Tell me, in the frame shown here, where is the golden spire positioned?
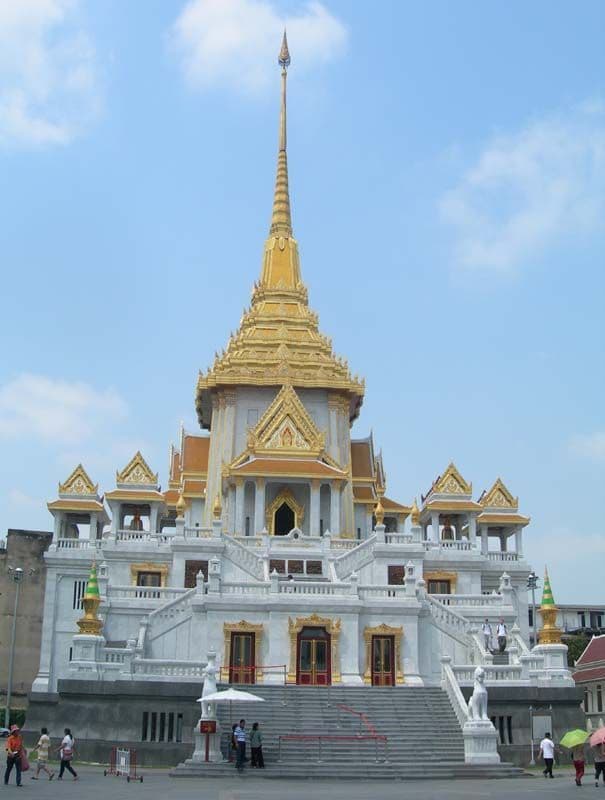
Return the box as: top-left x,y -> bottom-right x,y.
538,566 -> 562,644
176,491 -> 186,518
411,498 -> 420,525
270,30 -> 292,237
77,562 -> 103,636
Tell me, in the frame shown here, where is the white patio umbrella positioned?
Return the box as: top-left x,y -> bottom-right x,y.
197,687 -> 265,726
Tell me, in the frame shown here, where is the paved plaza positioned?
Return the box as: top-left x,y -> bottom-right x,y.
1,766 -> 599,800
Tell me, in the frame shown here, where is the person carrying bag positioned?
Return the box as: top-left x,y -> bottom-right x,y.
57,728 -> 78,781
4,725 -> 24,787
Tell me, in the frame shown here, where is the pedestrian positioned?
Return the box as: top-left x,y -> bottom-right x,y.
31,727 -> 54,781
571,742 -> 585,786
482,618 -> 492,652
234,719 -> 246,772
250,722 -> 264,769
4,724 -> 23,787
229,723 -> 237,762
57,728 -> 78,781
496,618 -> 508,653
593,741 -> 605,787
540,732 -> 556,778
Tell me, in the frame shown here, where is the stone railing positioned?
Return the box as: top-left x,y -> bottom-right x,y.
452,664 -> 523,684
333,534 -> 376,580
485,552 -> 519,562
146,588 -> 196,643
441,656 -> 469,728
424,540 -> 473,551
384,533 -> 413,545
329,539 -> 359,551
131,659 -> 206,679
108,586 -> 189,602
55,538 -> 102,550
222,533 -> 266,581
102,648 -> 131,664
183,527 -> 213,540
424,594 -> 470,646
220,581 -> 270,596
278,581 -> 351,596
358,585 -> 408,599
431,593 -> 503,608
232,535 -> 264,548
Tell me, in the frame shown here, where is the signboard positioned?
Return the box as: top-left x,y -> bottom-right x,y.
532,715 -> 552,741
200,720 -> 217,734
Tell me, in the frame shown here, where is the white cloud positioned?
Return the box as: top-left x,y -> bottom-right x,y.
7,488 -> 39,508
0,0 -> 99,147
0,373 -> 127,445
171,0 -> 347,93
440,101 -> 605,272
569,431 -> 605,461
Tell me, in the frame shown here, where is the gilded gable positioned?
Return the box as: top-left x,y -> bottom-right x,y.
480,478 -> 518,510
59,464 -> 98,497
247,385 -> 325,457
116,451 -> 158,486
435,462 -> 472,495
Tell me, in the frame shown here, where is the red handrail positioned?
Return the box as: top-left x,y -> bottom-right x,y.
336,703 -> 377,734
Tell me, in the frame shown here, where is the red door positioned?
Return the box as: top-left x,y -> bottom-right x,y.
229,633 -> 255,684
297,627 -> 331,685
371,636 -> 395,686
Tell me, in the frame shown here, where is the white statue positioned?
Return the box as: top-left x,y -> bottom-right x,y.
201,651 -> 218,720
467,666 -> 489,721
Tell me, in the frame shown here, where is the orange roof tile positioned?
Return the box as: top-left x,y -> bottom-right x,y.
164,489 -> 180,507
476,512 -> 530,526
573,667 -> 605,684
353,486 -> 376,502
105,489 -> 166,503
183,479 -> 206,496
47,499 -> 105,512
182,435 -> 210,473
382,496 -> 411,514
351,441 -> 373,478
423,500 -> 483,512
232,458 -> 347,479
576,634 -> 605,666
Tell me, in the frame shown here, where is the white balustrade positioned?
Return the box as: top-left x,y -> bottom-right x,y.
384,533 -> 413,545
452,664 -> 523,684
278,581 -> 351,596
431,593 -> 503,608
358,585 -> 408,599
183,527 -> 213,540
146,588 -> 196,642
108,586 -> 189,602
486,552 -> 519,562
441,657 -> 470,728
333,534 -> 376,580
329,539 -> 359,551
424,540 -> 473,551
102,649 -> 130,663
232,536 -> 264,548
55,538 -> 101,550
131,659 -> 206,678
220,582 -> 270,595
222,533 -> 266,581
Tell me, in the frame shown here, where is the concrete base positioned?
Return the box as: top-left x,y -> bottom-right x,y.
191,723 -> 224,763
463,720 -> 500,764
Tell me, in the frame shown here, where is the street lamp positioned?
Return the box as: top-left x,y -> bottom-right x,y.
4,566 -> 35,729
527,571 -> 540,648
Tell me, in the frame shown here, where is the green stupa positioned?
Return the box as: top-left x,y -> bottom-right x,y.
541,568 -> 555,607
83,562 -> 100,600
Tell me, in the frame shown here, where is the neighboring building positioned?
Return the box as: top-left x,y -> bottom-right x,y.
25,40 -> 582,767
0,529 -> 52,707
573,635 -> 605,729
528,603 -> 605,647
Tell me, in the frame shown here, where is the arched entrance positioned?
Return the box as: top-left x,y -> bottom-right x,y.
275,502 -> 295,535
296,626 -> 331,685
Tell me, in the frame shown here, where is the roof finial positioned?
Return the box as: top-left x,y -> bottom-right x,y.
270,30 -> 292,236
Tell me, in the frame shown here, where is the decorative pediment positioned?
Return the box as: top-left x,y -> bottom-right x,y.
480,478 -> 518,510
247,385 -> 325,457
59,464 -> 98,497
435,462 -> 472,496
116,451 -> 158,486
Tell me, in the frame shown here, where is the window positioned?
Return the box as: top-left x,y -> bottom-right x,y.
591,612 -> 603,629
141,711 -> 183,743
306,561 -> 322,576
69,647 -> 73,662
320,519 -> 324,535
388,566 -> 405,585
357,527 -> 361,539
490,716 -> 513,745
528,608 -> 534,626
598,685 -> 603,713
584,690 -> 590,713
137,572 -> 162,588
245,516 -> 250,536
428,579 -> 451,594
269,559 -> 286,575
578,612 -> 587,628
72,579 -> 86,610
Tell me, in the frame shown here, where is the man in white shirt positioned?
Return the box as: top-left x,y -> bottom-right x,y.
496,619 -> 508,653
539,732 -> 556,778
234,719 -> 246,771
482,619 -> 493,652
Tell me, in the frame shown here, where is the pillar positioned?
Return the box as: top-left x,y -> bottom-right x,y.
431,512 -> 440,543
514,526 -> 523,557
234,479 -> 245,536
254,479 -> 266,534
330,483 -> 341,536
149,505 -> 159,534
310,480 -> 321,536
468,514 -> 477,548
480,524 -> 488,555
500,533 -> 507,552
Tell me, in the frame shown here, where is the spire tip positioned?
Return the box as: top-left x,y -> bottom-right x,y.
279,29 -> 291,68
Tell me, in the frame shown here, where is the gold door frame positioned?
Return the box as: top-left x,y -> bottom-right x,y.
223,620 -> 264,681
363,623 -> 404,685
130,562 -> 169,587
424,570 -> 457,593
266,488 -> 305,535
288,613 -> 341,684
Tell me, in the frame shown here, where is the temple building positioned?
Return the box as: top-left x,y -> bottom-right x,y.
27,36 -> 581,768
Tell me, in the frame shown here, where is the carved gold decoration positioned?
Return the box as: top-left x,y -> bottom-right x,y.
213,493 -> 222,519
480,478 -> 518,510
222,620 -> 264,681
424,570 -> 457,592
176,492 -> 186,517
266,487 -> 304,534
374,497 -> 385,526
59,464 -> 98,496
410,498 -> 420,526
117,451 -> 158,486
363,624 -> 404,685
130,563 -> 168,587
287,613 -> 341,684
434,463 -> 472,496
245,385 -> 325,457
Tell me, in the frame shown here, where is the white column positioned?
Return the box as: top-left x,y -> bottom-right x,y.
234,479 -> 245,536
515,526 -> 523,556
396,515 -> 405,533
330,483 -> 341,535
149,505 -> 159,534
52,513 -> 63,542
431,512 -> 440,543
500,533 -> 507,552
480,524 -> 488,555
310,481 -> 321,536
254,479 -> 266,534
88,512 -> 97,541
468,514 -> 477,548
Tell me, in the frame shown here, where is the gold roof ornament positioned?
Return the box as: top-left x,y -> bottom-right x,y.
432,462 -> 472,497
196,35 -> 364,429
116,451 -> 159,487
538,567 -> 562,645
411,498 -> 420,525
374,497 -> 385,526
479,478 -> 518,510
58,464 -> 98,496
77,562 -> 103,636
213,493 -> 222,519
176,492 -> 187,518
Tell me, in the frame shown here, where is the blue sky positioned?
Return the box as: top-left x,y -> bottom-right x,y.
0,0 -> 603,603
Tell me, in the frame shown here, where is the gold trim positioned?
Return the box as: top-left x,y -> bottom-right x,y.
59,464 -> 98,496
247,384 -> 325,457
480,478 -> 518,510
130,563 -> 169,587
287,613 -> 341,684
116,451 -> 158,486
363,624 -> 404,685
266,487 -> 305,534
222,620 -> 264,681
433,462 -> 472,496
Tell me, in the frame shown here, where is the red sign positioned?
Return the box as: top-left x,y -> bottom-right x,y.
200,720 -> 216,734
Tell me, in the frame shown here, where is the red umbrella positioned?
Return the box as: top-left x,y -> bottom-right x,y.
590,727 -> 605,747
